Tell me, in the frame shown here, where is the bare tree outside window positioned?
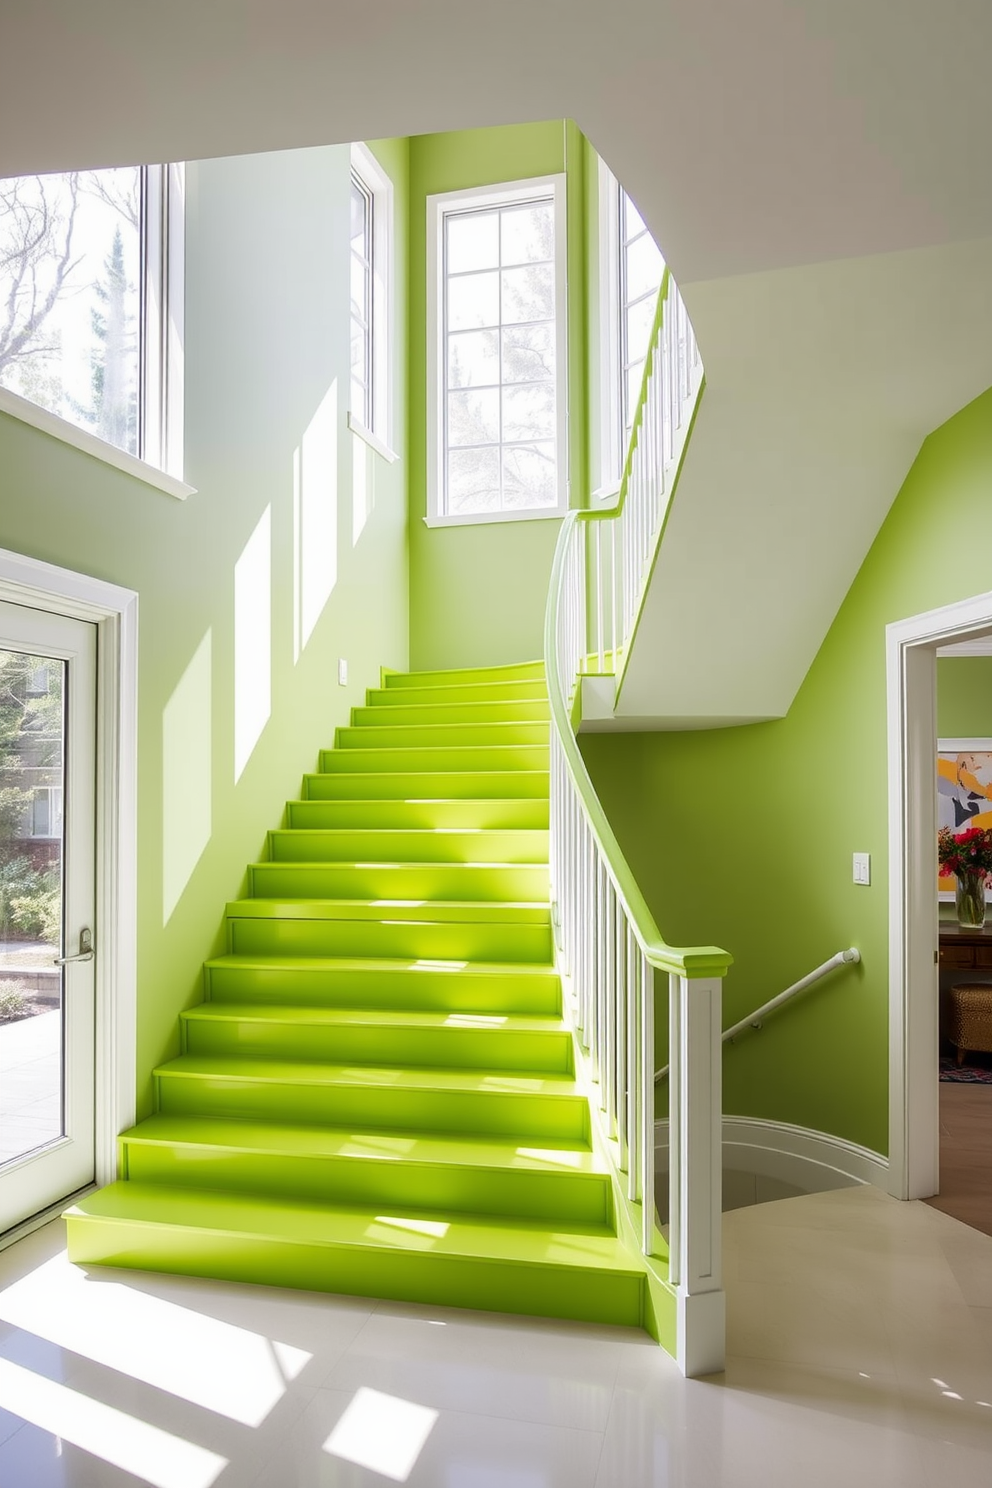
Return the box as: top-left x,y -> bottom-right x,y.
0,168 -> 141,457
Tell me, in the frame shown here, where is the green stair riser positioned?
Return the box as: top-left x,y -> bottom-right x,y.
384,661 -> 545,689
121,1139 -> 609,1223
302,770 -> 549,801
366,680 -> 548,707
353,701 -> 551,727
155,1069 -> 590,1139
65,1218 -> 642,1328
181,1013 -> 573,1073
205,961 -> 562,1014
266,828 -> 549,865
335,723 -> 549,751
286,799 -> 549,831
247,862 -> 550,902
228,918 -> 554,964
316,746 -> 549,774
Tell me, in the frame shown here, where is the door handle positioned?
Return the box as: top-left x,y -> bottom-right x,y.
55,927 -> 94,965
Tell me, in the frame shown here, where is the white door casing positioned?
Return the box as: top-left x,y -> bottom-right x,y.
0,548 -> 137,1241
887,589 -> 992,1200
0,602 -> 96,1230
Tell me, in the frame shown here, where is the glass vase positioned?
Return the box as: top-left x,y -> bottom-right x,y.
956,869 -> 987,929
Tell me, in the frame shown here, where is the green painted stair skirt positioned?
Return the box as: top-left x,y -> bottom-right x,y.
67,662 -> 649,1331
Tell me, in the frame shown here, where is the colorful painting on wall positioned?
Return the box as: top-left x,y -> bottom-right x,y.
938,738 -> 992,900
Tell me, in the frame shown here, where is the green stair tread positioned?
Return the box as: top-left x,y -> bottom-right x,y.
248,857 -> 547,868
157,1055 -> 582,1095
301,771 -> 550,801
183,1004 -> 567,1034
70,1182 -> 632,1272
69,1184 -> 634,1274
353,701 -> 551,725
366,682 -> 548,708
206,953 -> 560,977
318,745 -> 549,771
267,827 -> 550,858
384,661 -> 544,689
285,799 -> 550,830
226,898 -> 552,923
121,1115 -> 607,1176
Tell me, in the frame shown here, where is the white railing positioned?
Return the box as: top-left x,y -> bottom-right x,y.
545,271 -> 730,1377
585,270 -> 702,681
654,948 -> 861,1085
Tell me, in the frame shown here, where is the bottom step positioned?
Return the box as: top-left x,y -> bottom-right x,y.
66,1182 -> 644,1328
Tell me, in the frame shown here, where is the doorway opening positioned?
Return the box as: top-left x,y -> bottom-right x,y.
888,589 -> 992,1224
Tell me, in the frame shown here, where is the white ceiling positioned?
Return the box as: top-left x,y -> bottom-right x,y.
4,1 -> 992,287
5,1 -> 992,725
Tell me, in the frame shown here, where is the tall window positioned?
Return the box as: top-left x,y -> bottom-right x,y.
349,144 -> 392,448
597,164 -> 664,493
350,172 -> 374,431
427,176 -> 567,526
0,164 -> 184,478
618,189 -> 664,447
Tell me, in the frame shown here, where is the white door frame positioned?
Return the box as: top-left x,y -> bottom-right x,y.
0,546 -> 137,1200
887,588 -> 992,1199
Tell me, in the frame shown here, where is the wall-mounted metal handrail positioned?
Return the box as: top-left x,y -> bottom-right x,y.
654,948 -> 861,1084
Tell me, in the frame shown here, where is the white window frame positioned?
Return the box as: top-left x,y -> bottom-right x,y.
426,174 -> 568,528
0,163 -> 190,500
348,143 -> 395,459
596,163 -> 664,501
596,159 -> 623,499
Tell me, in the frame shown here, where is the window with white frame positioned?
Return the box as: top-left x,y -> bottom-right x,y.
349,143 -> 393,449
598,165 -> 664,492
427,175 -> 568,525
0,163 -> 185,479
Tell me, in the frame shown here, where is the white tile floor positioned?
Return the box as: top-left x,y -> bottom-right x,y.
0,1184 -> 989,1486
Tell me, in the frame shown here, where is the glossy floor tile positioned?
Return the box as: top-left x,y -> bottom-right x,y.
0,1185 -> 991,1486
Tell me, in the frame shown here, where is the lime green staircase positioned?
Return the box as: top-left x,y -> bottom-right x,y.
66,662 -> 647,1329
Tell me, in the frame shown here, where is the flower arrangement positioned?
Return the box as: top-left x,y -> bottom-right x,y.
938,825 -> 992,881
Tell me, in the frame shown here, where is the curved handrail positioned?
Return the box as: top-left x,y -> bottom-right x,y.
544,517 -> 731,980
544,266 -> 732,981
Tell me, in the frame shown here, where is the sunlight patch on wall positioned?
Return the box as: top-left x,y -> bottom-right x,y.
352,430 -> 372,545
234,506 -> 272,781
294,381 -> 338,661
162,630 -> 212,923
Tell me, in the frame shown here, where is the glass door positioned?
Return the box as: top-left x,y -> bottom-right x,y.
0,601 -> 96,1236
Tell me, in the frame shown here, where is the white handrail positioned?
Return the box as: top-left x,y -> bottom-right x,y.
654,948 -> 861,1084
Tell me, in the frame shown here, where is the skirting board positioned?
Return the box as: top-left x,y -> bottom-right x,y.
655,1116 -> 888,1193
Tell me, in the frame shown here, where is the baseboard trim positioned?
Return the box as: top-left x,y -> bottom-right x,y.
656,1116 -> 888,1193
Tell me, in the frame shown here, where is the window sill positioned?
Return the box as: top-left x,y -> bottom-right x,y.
591,484 -> 621,506
423,506 -> 567,530
347,413 -> 399,464
0,386 -> 195,502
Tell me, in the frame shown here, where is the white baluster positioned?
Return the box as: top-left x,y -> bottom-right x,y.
626,921 -> 638,1203
640,952 -> 655,1256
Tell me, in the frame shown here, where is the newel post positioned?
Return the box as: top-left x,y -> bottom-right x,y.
668,973 -> 724,1376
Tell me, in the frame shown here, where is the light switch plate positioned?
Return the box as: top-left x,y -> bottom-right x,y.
853,852 -> 870,885
337,659 -> 348,686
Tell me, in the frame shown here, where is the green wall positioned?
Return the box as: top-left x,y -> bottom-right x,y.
408,121 -> 588,671
0,139 -> 410,1118
937,657 -> 992,737
582,385 -> 992,1157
